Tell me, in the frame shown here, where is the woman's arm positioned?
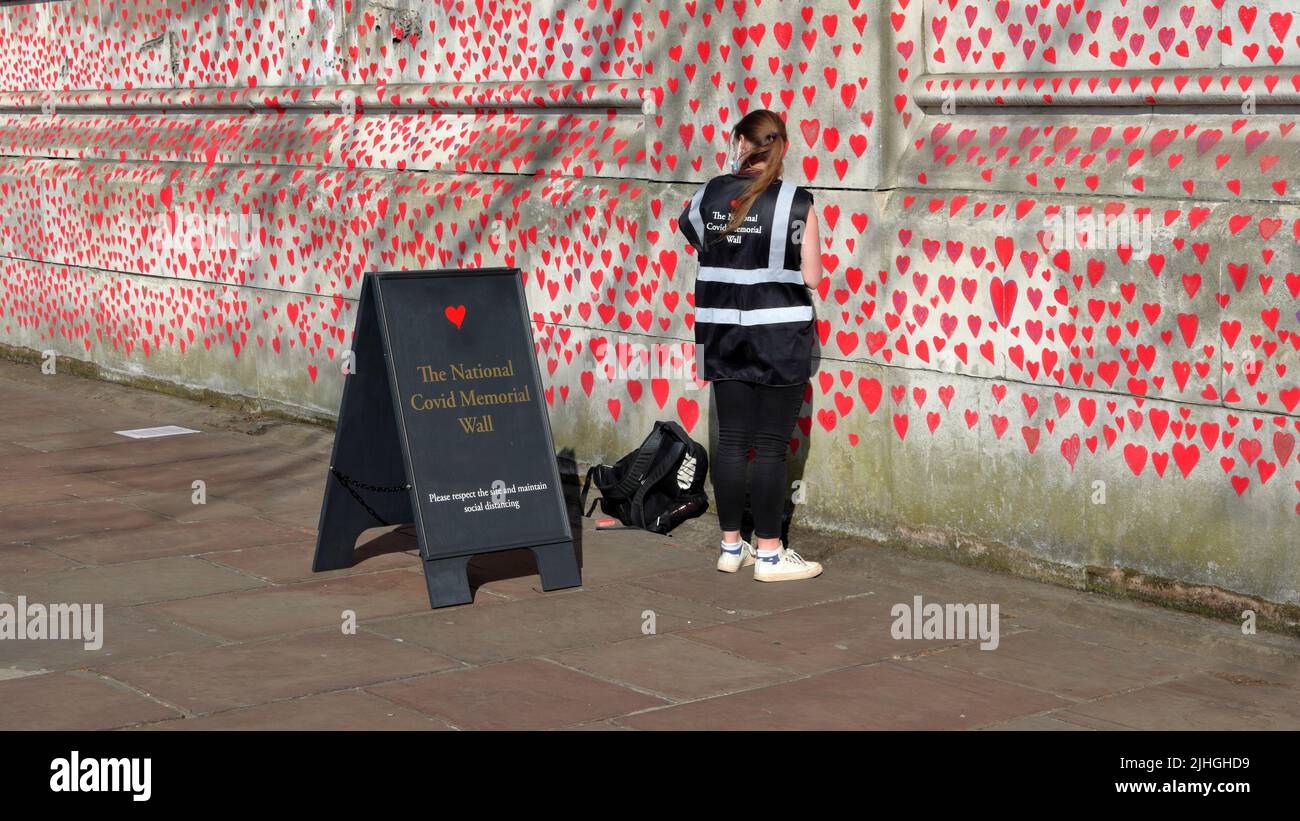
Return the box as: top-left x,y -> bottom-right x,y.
678,199 -> 701,252
801,207 -> 823,289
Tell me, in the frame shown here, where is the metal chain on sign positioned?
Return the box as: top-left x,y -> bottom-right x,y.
329,467 -> 410,527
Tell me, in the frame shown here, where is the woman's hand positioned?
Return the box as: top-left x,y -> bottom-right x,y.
801,207 -> 824,290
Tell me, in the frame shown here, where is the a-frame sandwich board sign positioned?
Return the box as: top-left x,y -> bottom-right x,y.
312,268 -> 581,608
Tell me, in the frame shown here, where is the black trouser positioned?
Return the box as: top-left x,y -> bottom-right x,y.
710,379 -> 806,540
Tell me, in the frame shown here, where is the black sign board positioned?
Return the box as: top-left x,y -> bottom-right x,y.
312,269 -> 580,608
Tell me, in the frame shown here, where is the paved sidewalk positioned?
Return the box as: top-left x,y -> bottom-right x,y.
1,358 -> 1298,730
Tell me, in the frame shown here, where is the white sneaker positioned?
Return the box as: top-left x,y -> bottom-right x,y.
716,539 -> 757,572
753,543 -> 823,582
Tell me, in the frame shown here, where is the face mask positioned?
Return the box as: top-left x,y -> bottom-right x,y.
729,141 -> 742,174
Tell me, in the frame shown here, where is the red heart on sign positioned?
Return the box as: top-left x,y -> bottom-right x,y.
445,305 -> 466,328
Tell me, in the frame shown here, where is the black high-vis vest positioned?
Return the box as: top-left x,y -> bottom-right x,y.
678,173 -> 816,386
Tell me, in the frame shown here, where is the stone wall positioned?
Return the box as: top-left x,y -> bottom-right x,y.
1,1 -> 1296,605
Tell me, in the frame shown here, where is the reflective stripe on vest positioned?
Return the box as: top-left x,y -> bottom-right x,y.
696,265 -> 804,285
767,180 -> 796,270
687,183 -> 708,251
694,305 -> 813,326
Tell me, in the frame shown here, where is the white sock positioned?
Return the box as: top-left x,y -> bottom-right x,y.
756,547 -> 781,560
720,538 -> 743,552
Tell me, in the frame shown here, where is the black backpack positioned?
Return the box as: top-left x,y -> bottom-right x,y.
581,420 -> 710,534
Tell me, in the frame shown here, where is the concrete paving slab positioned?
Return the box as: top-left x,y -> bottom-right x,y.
141,569 -> 436,641
0,603 -> 219,675
0,475 -> 139,510
0,499 -> 170,544
620,660 -> 1071,730
139,690 -> 454,730
0,544 -> 82,581
1063,670 -> 1300,730
0,671 -> 180,730
3,556 -> 266,607
116,490 -> 266,523
580,581 -> 745,627
367,658 -> 666,730
677,592 -> 964,675
625,565 -> 869,618
94,630 -> 459,715
32,517 -> 314,564
906,627 -> 1213,702
203,539 -> 417,584
549,634 -> 797,701
366,588 -> 713,665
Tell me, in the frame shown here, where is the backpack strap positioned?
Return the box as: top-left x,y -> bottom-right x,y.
657,420 -> 693,445
636,440 -> 686,501
628,440 -> 686,528
604,424 -> 669,502
580,465 -> 600,517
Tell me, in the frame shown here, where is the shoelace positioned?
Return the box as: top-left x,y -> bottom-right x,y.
780,549 -> 810,566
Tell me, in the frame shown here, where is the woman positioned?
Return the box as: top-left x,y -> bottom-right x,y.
676,109 -> 824,582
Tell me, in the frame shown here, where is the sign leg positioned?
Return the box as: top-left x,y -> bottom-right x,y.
530,540 -> 582,592
312,478 -> 376,572
313,274 -> 413,574
423,556 -> 473,608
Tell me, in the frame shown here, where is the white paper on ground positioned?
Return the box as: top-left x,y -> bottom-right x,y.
113,425 -> 202,439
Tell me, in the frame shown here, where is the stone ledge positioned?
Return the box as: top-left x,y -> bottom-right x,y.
915,68 -> 1300,107
0,81 -> 647,113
